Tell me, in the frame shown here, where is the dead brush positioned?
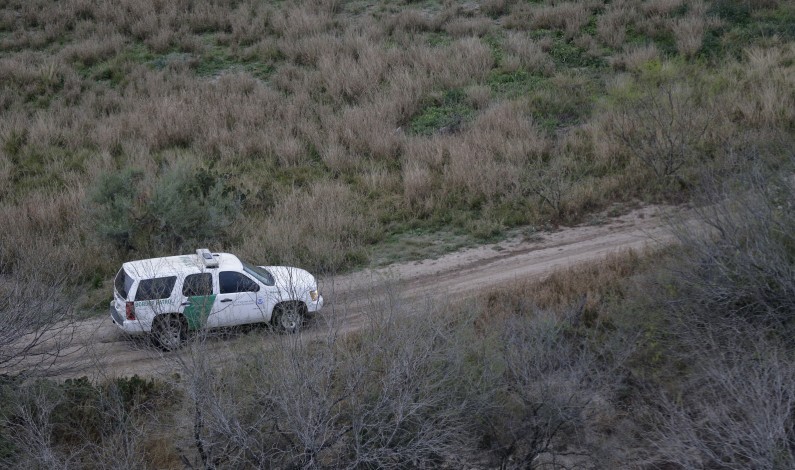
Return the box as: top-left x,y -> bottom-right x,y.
472,250 -> 645,333
318,39 -> 386,104
671,14 -> 707,57
531,1 -> 594,38
726,45 -> 795,129
597,2 -> 636,49
402,161 -> 435,209
240,181 -> 378,272
607,43 -> 660,70
443,16 -> 494,38
504,32 -> 555,75
641,0 -> 684,16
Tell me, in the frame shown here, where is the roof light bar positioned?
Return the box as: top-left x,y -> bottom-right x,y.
197,248 -> 219,268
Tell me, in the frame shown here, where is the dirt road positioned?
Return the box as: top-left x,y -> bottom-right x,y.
21,205 -> 680,381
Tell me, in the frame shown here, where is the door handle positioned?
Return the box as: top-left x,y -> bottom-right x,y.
181,302 -> 191,307
220,299 -> 233,303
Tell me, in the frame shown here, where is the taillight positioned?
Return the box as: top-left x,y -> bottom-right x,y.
125,301 -> 136,321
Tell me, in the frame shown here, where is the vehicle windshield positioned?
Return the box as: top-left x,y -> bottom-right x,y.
114,268 -> 135,299
242,261 -> 275,287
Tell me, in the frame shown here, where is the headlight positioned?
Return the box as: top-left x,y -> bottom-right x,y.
310,289 -> 319,301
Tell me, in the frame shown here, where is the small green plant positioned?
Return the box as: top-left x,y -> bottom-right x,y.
2,129 -> 27,158
409,89 -> 474,135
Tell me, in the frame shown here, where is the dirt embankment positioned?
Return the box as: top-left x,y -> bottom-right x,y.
16,205 -> 680,380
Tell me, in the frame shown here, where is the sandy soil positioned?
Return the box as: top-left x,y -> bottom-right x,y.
12,204 -> 683,381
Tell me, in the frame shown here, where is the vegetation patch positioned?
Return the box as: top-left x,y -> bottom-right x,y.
487,69 -> 547,96
409,88 -> 474,135
0,0 -> 792,288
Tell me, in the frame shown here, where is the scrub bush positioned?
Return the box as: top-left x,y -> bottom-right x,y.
91,159 -> 240,254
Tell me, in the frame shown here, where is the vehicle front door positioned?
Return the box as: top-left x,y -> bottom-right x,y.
211,271 -> 269,327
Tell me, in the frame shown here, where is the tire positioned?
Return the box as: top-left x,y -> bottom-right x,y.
273,303 -> 305,334
153,314 -> 187,351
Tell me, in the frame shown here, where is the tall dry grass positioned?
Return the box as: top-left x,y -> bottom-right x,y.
0,0 -> 792,279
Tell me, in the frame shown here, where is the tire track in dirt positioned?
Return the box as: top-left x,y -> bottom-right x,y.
18,205 -> 680,380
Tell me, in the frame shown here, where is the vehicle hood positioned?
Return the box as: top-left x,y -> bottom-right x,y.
260,266 -> 317,295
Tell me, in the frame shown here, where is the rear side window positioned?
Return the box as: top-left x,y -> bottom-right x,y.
183,273 -> 213,297
219,271 -> 259,294
114,268 -> 135,299
135,276 -> 177,301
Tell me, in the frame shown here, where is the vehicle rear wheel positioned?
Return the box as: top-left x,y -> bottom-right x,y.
153,314 -> 186,351
273,303 -> 304,334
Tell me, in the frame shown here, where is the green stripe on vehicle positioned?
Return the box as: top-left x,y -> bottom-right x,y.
183,295 -> 216,330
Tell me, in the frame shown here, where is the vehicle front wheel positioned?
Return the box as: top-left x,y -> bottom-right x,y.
273,303 -> 304,334
153,314 -> 187,351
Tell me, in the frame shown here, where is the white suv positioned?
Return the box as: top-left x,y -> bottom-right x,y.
109,249 -> 323,350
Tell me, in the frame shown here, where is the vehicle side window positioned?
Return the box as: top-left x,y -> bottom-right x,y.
242,261 -> 276,287
219,271 -> 259,294
183,273 -> 213,297
135,276 -> 177,301
114,268 -> 134,299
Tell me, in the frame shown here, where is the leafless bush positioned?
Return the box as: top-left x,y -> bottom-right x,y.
58,34 -> 125,67
651,338 -> 795,470
1,382 -> 68,469
172,283 -> 480,469
332,101 -> 403,161
271,5 -> 332,40
638,156 -> 795,461
384,9 -> 434,35
476,307 -> 624,468
0,376 -> 174,469
437,103 -> 549,204
0,257 -> 76,373
526,156 -> 581,222
317,36 -> 386,104
666,164 -> 795,336
609,80 -> 712,179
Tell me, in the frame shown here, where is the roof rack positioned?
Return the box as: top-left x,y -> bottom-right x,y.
196,248 -> 219,268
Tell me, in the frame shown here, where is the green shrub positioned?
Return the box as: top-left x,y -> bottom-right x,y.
91,158 -> 240,254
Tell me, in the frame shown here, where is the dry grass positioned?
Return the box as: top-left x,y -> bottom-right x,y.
531,1 -> 594,38
474,249 -> 646,329
672,14 -> 707,57
597,2 -> 636,48
504,32 -> 555,75
444,16 -> 494,38
0,0 -> 792,279
236,181 -> 378,272
608,43 -> 660,71
641,0 -> 685,16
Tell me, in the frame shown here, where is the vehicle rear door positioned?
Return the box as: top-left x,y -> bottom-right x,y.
180,273 -> 216,330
